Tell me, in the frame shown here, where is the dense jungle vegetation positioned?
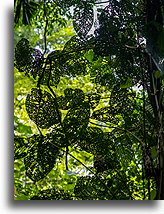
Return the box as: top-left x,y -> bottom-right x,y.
14,0 -> 163,200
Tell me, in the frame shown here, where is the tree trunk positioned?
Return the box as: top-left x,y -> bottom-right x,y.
144,0 -> 163,199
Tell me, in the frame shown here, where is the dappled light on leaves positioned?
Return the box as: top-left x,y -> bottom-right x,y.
14,0 -> 163,200
26,88 -> 61,129
73,3 -> 94,38
24,135 -> 60,182
31,189 -> 73,200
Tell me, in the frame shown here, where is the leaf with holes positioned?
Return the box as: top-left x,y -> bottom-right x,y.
64,88 -> 85,108
15,38 -> 33,72
73,3 -> 94,38
63,102 -> 90,143
74,176 -> 112,200
78,126 -> 104,154
25,88 -> 61,129
58,36 -> 88,76
91,106 -> 120,124
24,135 -> 59,182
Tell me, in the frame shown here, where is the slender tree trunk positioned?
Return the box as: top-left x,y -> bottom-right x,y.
144,0 -> 163,199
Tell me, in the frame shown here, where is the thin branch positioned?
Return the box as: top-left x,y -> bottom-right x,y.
65,146 -> 69,171
85,93 -> 143,100
152,73 -> 163,199
89,121 -> 144,146
95,1 -> 109,4
36,125 -> 43,136
125,44 -> 139,49
44,19 -> 48,55
43,0 -> 48,55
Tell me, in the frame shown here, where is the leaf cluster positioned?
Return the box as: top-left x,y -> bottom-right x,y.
14,0 -> 163,200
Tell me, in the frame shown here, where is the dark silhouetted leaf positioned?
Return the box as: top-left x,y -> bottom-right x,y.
15,38 -> 33,72
63,101 -> 90,143
64,88 -> 85,108
26,88 -> 61,129
73,3 -> 94,38
24,135 -> 59,182
78,126 -> 104,154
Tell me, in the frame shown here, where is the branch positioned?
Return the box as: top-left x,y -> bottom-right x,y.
43,0 -> 48,55
151,72 -> 163,199
44,19 -> 48,54
95,1 -> 109,4
89,121 -> 144,146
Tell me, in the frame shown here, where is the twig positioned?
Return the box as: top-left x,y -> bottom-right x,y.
89,121 -> 144,146
95,1 -> 109,4
43,0 -> 48,55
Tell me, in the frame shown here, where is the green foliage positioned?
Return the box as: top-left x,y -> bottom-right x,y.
26,88 -> 61,129
15,38 -> 34,72
14,0 -> 163,200
31,189 -> 73,200
14,137 -> 28,160
14,0 -> 38,25
14,0 -> 69,27
73,2 -> 94,38
24,135 -> 60,182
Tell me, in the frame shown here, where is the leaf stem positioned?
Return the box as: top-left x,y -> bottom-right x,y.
89,121 -> 144,146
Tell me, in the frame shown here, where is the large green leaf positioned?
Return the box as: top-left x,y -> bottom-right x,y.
78,126 -> 104,154
24,135 -> 59,182
15,38 -> 33,72
25,88 -> 61,129
63,101 -> 90,143
64,88 -> 85,107
73,3 -> 94,38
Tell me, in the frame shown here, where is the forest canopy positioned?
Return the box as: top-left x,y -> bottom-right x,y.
14,0 -> 163,200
